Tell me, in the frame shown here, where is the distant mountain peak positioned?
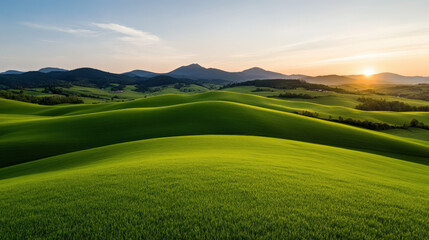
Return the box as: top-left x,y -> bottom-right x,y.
122,69 -> 158,78
0,70 -> 24,75
38,67 -> 68,73
188,63 -> 203,67
165,63 -> 294,82
183,63 -> 205,69
243,67 -> 265,72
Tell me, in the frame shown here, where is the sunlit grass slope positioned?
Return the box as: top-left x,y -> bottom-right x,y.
2,99 -> 429,167
383,128 -> 429,145
0,135 -> 428,239
224,85 -> 429,108
2,91 -> 428,126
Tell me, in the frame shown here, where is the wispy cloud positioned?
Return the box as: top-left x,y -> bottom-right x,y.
311,47 -> 429,65
229,25 -> 429,63
22,22 -> 94,34
313,52 -> 405,64
20,21 -> 193,66
93,23 -> 160,45
92,23 -> 194,61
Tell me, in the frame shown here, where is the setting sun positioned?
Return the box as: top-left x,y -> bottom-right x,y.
362,68 -> 376,76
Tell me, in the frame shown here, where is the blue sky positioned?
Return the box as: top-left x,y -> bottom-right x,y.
1,0 -> 429,75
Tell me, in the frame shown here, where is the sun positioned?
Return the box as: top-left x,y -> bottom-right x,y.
362,68 -> 376,77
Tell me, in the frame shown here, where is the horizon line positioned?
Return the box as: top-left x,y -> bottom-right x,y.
2,64 -> 428,78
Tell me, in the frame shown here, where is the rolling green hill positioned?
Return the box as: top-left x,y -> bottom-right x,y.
2,91 -> 429,125
0,135 -> 428,239
1,91 -> 428,239
1,98 -> 429,167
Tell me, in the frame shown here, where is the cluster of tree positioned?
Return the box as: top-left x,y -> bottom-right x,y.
43,87 -> 67,95
300,111 -> 319,117
221,79 -> 350,94
180,88 -> 199,92
295,110 -> 429,131
356,97 -> 429,111
135,86 -> 162,93
410,119 -> 429,129
334,116 -> 393,130
377,85 -> 429,102
43,87 -> 103,99
174,83 -> 189,89
110,84 -> 126,91
0,90 -> 83,105
274,93 -> 317,99
135,75 -> 201,92
251,88 -> 274,92
358,89 -> 385,95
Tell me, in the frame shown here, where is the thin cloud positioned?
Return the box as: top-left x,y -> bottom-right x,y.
93,23 -> 160,45
228,39 -> 326,59
229,25 -> 429,63
92,23 -> 193,61
314,52 -> 403,64
22,22 -> 94,34
313,48 -> 429,65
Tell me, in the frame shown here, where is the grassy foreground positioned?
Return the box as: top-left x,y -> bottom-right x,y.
1,135 -> 428,239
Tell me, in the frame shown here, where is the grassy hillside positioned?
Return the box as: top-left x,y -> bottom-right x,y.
2,91 -> 429,126
17,83 -> 213,104
223,85 -> 429,108
1,90 -> 428,239
1,135 -> 428,239
382,128 -> 429,144
2,97 -> 429,167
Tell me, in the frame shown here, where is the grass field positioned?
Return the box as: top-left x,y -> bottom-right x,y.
223,85 -> 429,107
1,91 -> 428,239
23,84 -> 213,103
1,135 -> 428,239
22,83 -> 429,108
2,95 -> 429,167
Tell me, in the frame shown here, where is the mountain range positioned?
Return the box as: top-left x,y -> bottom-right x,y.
2,64 -> 429,85
123,64 -> 302,82
0,68 -> 139,89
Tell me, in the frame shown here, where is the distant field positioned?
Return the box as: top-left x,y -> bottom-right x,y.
64,84 -> 210,103
3,90 -> 429,125
20,83 -> 429,109
23,88 -> 57,97
223,85 -> 429,107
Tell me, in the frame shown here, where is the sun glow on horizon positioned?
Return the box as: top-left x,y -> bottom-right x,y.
362,68 -> 376,77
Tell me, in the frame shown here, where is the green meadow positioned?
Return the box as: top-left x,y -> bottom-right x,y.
1,91 -> 428,239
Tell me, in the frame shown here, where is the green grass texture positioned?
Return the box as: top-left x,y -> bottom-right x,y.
1,91 -> 428,239
1,93 -> 429,167
1,135 -> 428,239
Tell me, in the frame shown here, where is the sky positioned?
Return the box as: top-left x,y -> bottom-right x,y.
1,0 -> 429,76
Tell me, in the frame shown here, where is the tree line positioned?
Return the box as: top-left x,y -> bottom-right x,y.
296,110 -> 429,130
356,97 -> 429,111
0,90 -> 83,105
251,88 -> 274,92
221,79 -> 351,94
43,87 -> 107,100
274,93 -> 317,99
